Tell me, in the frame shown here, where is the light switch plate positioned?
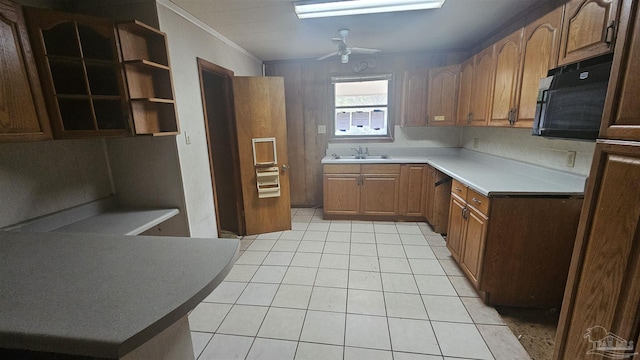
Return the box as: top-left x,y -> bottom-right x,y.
318,125 -> 326,134
185,131 -> 191,145
566,151 -> 576,167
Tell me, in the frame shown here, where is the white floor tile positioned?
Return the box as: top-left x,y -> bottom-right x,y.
280,230 -> 305,241
326,231 -> 350,242
224,264 -> 259,282
408,259 -> 446,275
291,222 -> 309,231
257,307 -> 306,341
349,270 -> 383,291
347,289 -> 386,316
251,266 -> 288,283
384,292 -> 428,320
188,302 -> 232,332
388,317 -> 441,355
203,281 -> 247,303
377,244 -> 406,258
375,233 -> 402,244
351,232 -> 376,243
438,259 -> 465,276
282,266 -> 318,286
381,273 -> 419,293
263,251 -> 295,266
422,295 -> 473,323
414,275 -> 457,296
400,234 -> 429,245
396,225 -> 423,234
374,224 -> 399,234
432,246 -> 452,260
345,313 -> 391,350
290,252 -> 321,267
198,333 -> 253,360
461,297 -> 504,325
308,286 -> 347,312
300,310 -> 345,346
272,240 -> 300,252
247,240 -> 277,251
272,284 -> 312,309
449,276 -> 480,297
246,338 -> 297,360
425,235 -> 447,247
394,352 -> 444,360
295,342 -> 343,360
432,321 -> 493,360
257,231 -> 283,240
191,331 -> 212,358
351,223 -> 374,233
379,258 -> 412,273
315,268 -> 348,288
235,250 -> 268,265
344,347 -> 392,360
319,253 -> 350,269
297,241 -> 325,253
329,222 -> 352,232
236,283 -> 278,306
302,231 -> 328,241
477,324 -> 531,360
306,222 -> 330,232
293,215 -> 313,223
217,304 -> 268,336
323,242 -> 350,254
404,245 -> 436,259
351,243 -> 378,256
349,255 -> 380,272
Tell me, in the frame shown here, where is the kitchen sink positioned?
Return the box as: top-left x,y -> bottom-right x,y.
331,154 -> 391,160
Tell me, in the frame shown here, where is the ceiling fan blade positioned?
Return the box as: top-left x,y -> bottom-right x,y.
317,51 -> 338,60
350,47 -> 382,54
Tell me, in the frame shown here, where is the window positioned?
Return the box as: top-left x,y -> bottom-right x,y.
331,74 -> 393,140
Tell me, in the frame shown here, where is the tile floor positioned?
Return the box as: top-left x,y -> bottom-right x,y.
189,208 -> 532,360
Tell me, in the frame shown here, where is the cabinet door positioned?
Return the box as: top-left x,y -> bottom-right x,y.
399,165 -> 426,217
516,6 -> 563,128
403,68 -> 429,126
0,0 -> 51,142
600,0 -> 640,141
554,141 -> 640,360
558,0 -> 620,65
323,174 -> 360,215
489,29 -> 522,127
446,195 -> 466,262
470,47 -> 494,126
456,58 -> 474,126
460,206 -> 488,287
361,174 -> 400,215
25,8 -> 131,139
427,65 -> 459,126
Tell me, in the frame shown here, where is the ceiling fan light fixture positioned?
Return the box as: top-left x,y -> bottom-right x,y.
295,0 -> 446,19
341,53 -> 349,63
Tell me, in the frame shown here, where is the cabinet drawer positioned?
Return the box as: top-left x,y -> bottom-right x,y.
324,164 -> 361,174
467,188 -> 489,215
362,164 -> 401,174
451,179 -> 468,199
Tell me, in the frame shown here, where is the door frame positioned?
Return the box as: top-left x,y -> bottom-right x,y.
197,58 -> 246,236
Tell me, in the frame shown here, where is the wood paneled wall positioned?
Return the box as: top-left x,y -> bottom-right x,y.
265,52 -> 466,207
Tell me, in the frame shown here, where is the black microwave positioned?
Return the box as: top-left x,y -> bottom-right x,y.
532,58 -> 612,141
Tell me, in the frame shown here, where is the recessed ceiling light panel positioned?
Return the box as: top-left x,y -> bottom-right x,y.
295,0 -> 446,19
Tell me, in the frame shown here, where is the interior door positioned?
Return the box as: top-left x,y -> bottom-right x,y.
232,76 -> 291,235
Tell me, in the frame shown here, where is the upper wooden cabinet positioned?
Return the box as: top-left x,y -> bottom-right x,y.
427,65 -> 459,126
515,6 -> 563,128
25,7 -> 131,139
456,58 -> 474,126
558,0 -> 620,65
0,0 -> 51,142
600,0 -> 640,140
402,68 -> 429,126
470,46 -> 495,126
489,28 -> 523,127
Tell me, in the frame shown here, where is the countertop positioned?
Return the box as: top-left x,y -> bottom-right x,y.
322,148 -> 586,196
0,231 -> 238,358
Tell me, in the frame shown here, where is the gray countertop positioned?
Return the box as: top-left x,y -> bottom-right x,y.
0,231 -> 238,358
322,148 -> 586,196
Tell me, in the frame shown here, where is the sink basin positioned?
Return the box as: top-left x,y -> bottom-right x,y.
331,155 -> 391,160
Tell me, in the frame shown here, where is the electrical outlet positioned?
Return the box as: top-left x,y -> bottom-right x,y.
318,125 -> 326,134
566,151 -> 576,167
185,131 -> 191,145
473,138 -> 479,149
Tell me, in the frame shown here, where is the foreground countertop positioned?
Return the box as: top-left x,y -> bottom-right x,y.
322,148 -> 587,196
0,231 -> 238,358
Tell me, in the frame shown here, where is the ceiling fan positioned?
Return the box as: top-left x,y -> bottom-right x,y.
317,29 -> 381,64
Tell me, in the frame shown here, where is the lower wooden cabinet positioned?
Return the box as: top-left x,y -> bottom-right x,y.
399,165 -> 427,217
323,164 -> 401,219
446,179 -> 584,307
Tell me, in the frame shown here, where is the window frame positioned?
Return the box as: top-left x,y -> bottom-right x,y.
329,73 -> 395,142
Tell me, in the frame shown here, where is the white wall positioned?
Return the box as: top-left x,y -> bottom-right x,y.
328,126 -> 462,150
461,127 -> 595,175
156,0 -> 262,237
0,139 -> 113,228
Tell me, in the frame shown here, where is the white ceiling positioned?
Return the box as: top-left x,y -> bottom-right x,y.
168,0 -> 543,61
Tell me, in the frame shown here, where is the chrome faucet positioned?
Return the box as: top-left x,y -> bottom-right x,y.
350,146 -> 369,159
351,146 -> 363,155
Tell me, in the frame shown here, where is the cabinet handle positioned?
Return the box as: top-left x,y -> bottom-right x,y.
472,197 -> 482,205
508,109 -> 514,125
462,207 -> 468,220
605,21 -> 615,47
454,186 -> 462,192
